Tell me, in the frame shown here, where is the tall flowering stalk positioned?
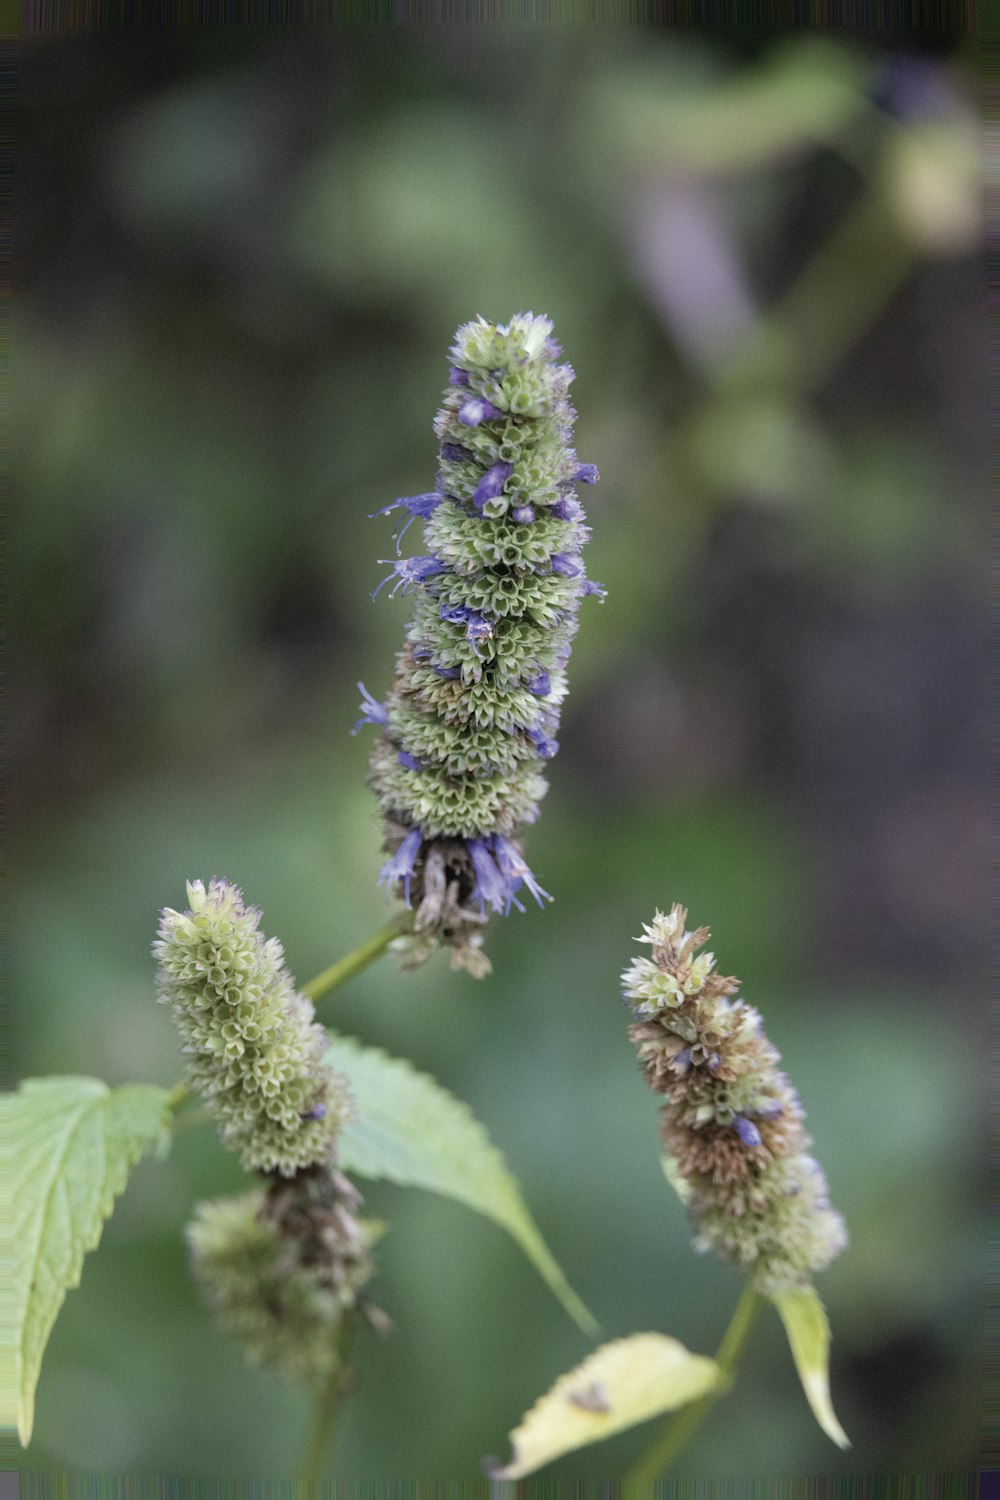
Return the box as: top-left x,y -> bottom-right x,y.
622,905 -> 846,1294
356,313 -> 602,975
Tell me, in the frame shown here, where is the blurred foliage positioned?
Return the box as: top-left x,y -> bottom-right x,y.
14,23 -> 983,1483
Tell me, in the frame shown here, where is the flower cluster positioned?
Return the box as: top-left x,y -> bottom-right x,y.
154,879 -> 351,1176
187,1166 -> 384,1387
623,905 -> 846,1294
357,313 -> 602,975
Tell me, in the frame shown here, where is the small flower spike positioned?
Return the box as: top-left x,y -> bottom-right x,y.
357,314 -> 602,975
154,879 -> 351,1176
187,1167 -> 385,1387
622,904 -> 847,1294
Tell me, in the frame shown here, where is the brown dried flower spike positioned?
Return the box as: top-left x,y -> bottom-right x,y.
623,904 -> 846,1294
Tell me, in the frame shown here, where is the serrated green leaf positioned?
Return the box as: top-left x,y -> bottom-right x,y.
770,1285 -> 850,1449
323,1033 -> 597,1335
487,1332 -> 720,1479
3,1076 -> 172,1445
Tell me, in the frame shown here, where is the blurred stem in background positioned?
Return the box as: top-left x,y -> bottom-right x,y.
719,172 -> 917,398
299,1318 -> 358,1485
625,1285 -> 759,1484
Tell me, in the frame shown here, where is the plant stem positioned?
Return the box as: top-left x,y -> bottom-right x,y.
301,915 -> 410,1004
298,1322 -> 356,1484
624,1284 -> 759,1484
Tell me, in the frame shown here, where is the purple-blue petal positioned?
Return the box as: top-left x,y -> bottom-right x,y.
473,461 -> 513,510
397,750 -> 423,771
459,397 -> 504,428
441,442 -> 474,463
467,837 -> 509,914
377,827 -> 423,907
511,504 -> 535,524
551,552 -> 583,578
448,367 -> 471,386
492,834 -> 550,909
574,463 -> 599,485
735,1116 -> 763,1148
527,727 -> 559,758
526,671 -> 551,696
352,681 -> 389,734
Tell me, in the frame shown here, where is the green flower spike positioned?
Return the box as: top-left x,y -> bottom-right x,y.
154,879 -> 351,1177
356,313 -> 603,976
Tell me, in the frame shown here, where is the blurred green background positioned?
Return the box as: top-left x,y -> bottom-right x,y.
14,23 -> 984,1484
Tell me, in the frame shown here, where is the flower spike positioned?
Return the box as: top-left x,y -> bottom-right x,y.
623,903 -> 847,1294
357,314 -> 601,975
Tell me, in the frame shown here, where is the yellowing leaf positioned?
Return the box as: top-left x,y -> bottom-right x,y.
487,1333 -> 720,1479
324,1033 -> 596,1335
771,1285 -> 850,1450
3,1076 -> 172,1445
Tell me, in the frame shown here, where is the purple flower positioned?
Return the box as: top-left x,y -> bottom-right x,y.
441,442 -> 473,463
369,492 -> 442,522
372,555 -> 446,600
511,504 -> 535,525
581,579 -> 607,599
448,367 -> 471,386
473,461 -> 514,511
433,662 -> 462,680
492,834 -> 550,909
397,750 -> 424,771
464,613 -> 493,644
527,727 -> 559,759
549,496 -> 583,521
574,463 -> 599,485
377,827 -> 423,907
440,602 -> 494,647
370,492 -> 443,554
526,671 -> 551,696
735,1116 -> 763,1149
551,552 -> 583,578
353,682 -> 389,735
468,837 -> 509,914
459,397 -> 504,428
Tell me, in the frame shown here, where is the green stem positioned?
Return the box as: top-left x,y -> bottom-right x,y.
301,915 -> 410,1005
166,1081 -> 190,1112
625,1284 -> 759,1485
298,1321 -> 356,1483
